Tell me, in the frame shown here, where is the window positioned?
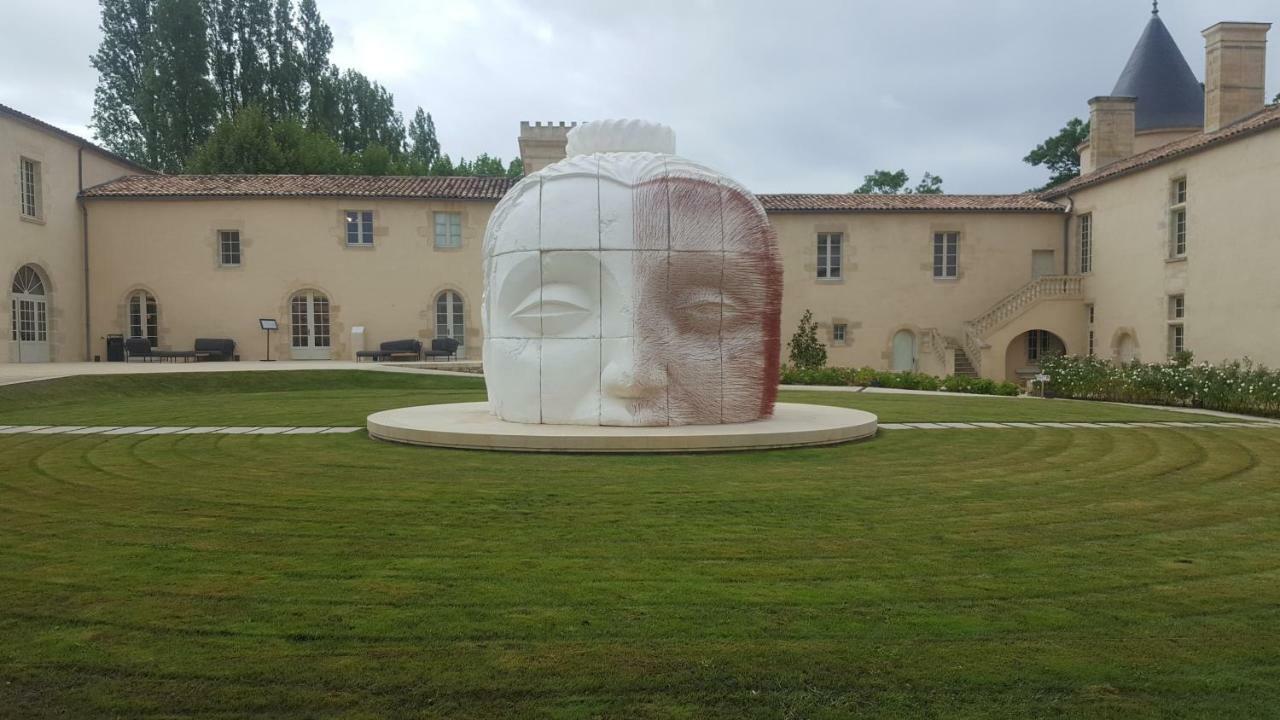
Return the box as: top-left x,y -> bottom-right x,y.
832,323 -> 847,344
1086,304 -> 1095,357
128,291 -> 158,347
933,232 -> 959,279
1169,294 -> 1185,320
290,290 -> 330,358
436,290 -> 464,347
20,158 -> 41,219
1169,324 -> 1185,355
816,233 -> 842,279
1079,213 -> 1092,274
219,230 -> 241,266
1027,330 -> 1052,362
345,210 -> 374,245
10,265 -> 48,344
1169,178 -> 1187,258
434,212 -> 462,249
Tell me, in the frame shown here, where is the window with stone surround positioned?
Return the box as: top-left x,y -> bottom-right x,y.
1079,213 -> 1092,274
345,210 -> 374,245
218,230 -> 241,266
434,212 -> 462,249
832,323 -> 847,344
1169,178 -> 1187,258
20,157 -> 41,219
933,232 -> 959,279
816,233 -> 842,279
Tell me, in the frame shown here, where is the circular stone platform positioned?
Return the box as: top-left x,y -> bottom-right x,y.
367,402 -> 878,453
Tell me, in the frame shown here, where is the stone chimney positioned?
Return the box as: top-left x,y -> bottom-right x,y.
1202,22 -> 1271,133
1084,96 -> 1137,172
517,121 -> 577,175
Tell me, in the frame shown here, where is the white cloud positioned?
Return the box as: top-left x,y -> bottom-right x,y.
3,0 -> 1277,191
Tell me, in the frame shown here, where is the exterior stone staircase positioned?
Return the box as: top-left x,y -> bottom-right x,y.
962,275 -> 1085,377
952,348 -> 978,378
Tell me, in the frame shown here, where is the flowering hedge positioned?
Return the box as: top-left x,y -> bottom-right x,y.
1037,354 -> 1280,418
780,365 -> 1021,397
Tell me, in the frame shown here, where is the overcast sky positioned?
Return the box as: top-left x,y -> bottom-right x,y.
2,0 -> 1276,193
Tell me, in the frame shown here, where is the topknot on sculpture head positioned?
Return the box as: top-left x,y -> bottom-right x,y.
565,119 -> 677,157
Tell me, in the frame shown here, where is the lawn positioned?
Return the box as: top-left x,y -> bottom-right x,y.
1,371 -> 1277,718
0,370 -> 1230,426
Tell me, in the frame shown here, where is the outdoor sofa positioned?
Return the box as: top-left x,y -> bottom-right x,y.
356,339 -> 423,362
421,337 -> 460,361
124,337 -> 236,362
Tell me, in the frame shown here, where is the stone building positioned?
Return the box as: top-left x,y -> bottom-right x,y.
3,10 -> 1277,383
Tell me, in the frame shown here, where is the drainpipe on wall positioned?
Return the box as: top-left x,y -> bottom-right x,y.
78,145 -> 91,361
1060,196 -> 1074,275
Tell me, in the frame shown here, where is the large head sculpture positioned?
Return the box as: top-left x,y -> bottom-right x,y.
482,119 -> 781,426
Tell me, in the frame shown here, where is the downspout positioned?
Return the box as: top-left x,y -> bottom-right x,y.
79,146 -> 91,361
1060,195 -> 1074,275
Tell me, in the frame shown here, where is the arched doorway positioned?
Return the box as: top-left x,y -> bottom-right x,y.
1006,329 -> 1066,382
891,329 -> 917,372
1116,332 -> 1139,363
10,265 -> 50,362
435,290 -> 465,357
290,290 -> 331,359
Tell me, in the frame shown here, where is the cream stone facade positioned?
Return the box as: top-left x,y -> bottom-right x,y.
4,10 -> 1277,386
1,105 -> 146,363
84,195 -> 496,361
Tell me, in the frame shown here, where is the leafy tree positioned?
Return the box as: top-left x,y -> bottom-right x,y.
913,172 -> 943,194
90,0 -> 156,163
233,0 -> 272,111
1024,117 -> 1090,190
92,0 -> 515,174
188,104 -> 282,172
143,0 -> 218,171
335,70 -> 404,157
506,158 -> 524,178
787,309 -> 827,370
468,153 -> 507,177
855,169 -> 944,194
428,153 -> 455,176
269,0 -> 303,118
297,0 -> 334,130
189,105 -> 350,173
406,108 -> 440,168
357,143 -> 393,175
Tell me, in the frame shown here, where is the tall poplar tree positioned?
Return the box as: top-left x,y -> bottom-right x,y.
143,0 -> 218,170
90,0 -> 156,162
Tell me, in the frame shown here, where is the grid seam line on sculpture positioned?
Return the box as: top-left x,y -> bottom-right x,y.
537,175 -> 544,424
597,154 -> 603,424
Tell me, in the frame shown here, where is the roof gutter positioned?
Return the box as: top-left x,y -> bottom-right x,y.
78,145 -> 92,361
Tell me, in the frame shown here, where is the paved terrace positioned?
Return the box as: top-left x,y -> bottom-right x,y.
0,360 -> 481,387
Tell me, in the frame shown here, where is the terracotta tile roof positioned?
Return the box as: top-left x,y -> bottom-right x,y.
81,174 -> 518,200
1042,104 -> 1280,198
757,193 -> 1064,213
0,102 -> 154,174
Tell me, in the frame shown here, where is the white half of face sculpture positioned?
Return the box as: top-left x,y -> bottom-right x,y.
482,119 -> 783,426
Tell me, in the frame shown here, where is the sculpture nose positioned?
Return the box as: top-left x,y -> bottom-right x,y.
601,343 -> 666,400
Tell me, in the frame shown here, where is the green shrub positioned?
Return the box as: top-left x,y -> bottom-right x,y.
1038,353 -> 1280,418
779,366 -> 1021,398
787,310 -> 827,370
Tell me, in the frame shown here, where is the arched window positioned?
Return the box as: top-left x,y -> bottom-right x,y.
127,291 -> 158,347
435,290 -> 464,348
290,290 -> 331,359
11,265 -> 50,362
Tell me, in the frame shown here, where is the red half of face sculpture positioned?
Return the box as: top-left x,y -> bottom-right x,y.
483,145 -> 781,427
